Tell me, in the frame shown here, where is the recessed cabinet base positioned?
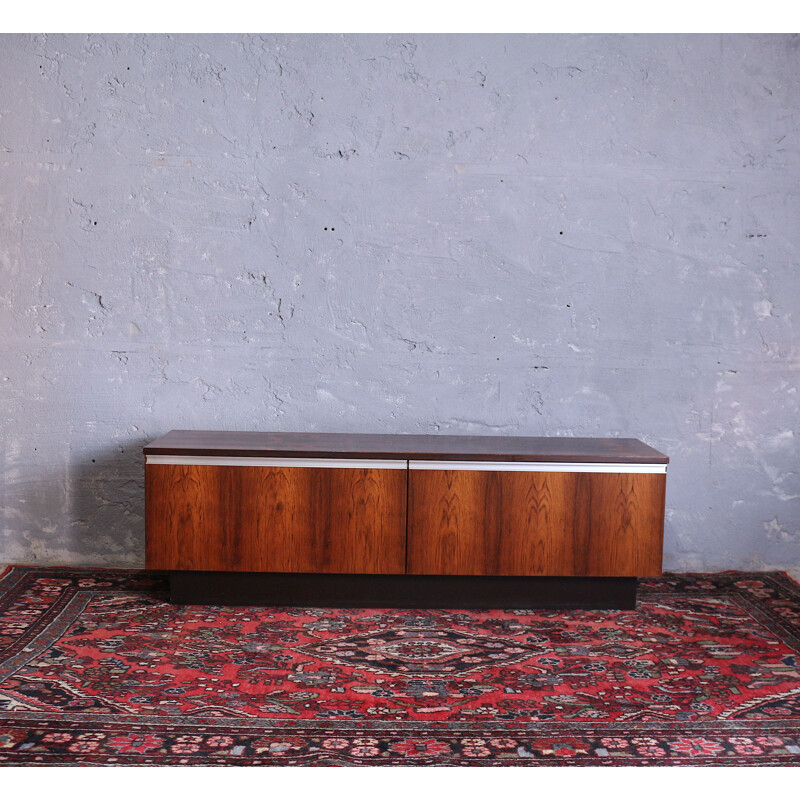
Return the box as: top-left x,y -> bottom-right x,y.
169,571 -> 638,609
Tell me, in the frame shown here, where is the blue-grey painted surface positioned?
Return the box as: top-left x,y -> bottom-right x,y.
1,33 -> 798,570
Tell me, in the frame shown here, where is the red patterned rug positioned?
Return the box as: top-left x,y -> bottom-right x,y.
1,566 -> 799,765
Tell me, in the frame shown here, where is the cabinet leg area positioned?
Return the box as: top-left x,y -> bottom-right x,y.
169,572 -> 638,609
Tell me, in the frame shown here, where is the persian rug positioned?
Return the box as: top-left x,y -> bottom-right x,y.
0,566 -> 799,766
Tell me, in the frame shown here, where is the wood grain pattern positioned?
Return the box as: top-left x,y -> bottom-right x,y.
145,464 -> 406,574
144,430 -> 669,464
584,472 -> 666,576
407,469 -> 665,577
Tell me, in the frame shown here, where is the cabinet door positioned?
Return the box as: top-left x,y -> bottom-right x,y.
406,463 -> 665,577
146,461 -> 407,574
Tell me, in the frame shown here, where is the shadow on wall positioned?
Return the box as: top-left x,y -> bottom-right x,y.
68,438 -> 151,567
660,518 -> 679,572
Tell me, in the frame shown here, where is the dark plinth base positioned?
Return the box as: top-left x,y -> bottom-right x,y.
169,571 -> 638,610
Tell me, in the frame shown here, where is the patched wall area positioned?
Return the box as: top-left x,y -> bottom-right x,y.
1,33 -> 798,569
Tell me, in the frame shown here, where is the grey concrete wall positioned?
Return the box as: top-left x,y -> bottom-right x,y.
1,33 -> 798,570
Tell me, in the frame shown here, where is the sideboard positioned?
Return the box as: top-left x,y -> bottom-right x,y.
144,431 -> 668,608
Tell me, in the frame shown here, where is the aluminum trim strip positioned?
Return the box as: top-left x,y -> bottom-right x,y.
145,455 -> 409,469
146,455 -> 666,473
408,460 -> 667,474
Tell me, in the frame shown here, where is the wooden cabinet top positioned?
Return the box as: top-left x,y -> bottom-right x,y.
144,430 -> 668,464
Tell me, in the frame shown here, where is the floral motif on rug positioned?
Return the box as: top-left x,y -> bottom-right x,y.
0,566 -> 799,765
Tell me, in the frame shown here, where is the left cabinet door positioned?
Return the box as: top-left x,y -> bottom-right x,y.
145,461 -> 407,574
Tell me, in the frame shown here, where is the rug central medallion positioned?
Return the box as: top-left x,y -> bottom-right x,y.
293,626 -> 546,677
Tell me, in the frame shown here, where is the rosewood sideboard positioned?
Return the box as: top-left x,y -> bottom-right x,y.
144,431 -> 668,608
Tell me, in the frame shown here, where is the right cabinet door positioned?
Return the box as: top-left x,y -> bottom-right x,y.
406,464 -> 665,577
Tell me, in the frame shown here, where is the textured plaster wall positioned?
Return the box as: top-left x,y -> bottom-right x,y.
0,33 -> 798,570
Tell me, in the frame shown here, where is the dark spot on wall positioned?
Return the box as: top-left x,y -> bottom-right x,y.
246,271 -> 268,285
